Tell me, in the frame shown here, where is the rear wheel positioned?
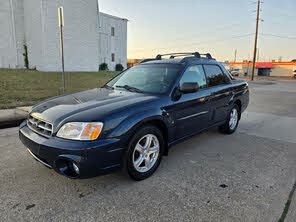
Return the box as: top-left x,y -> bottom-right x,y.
125,125 -> 164,181
219,104 -> 240,134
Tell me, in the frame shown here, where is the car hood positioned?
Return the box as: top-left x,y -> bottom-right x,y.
31,88 -> 159,126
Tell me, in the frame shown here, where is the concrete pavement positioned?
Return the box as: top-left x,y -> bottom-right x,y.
0,81 -> 295,221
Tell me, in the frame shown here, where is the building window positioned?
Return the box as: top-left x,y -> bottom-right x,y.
112,53 -> 115,62
111,27 -> 115,36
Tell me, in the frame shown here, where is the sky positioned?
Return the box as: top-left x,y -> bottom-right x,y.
99,0 -> 296,62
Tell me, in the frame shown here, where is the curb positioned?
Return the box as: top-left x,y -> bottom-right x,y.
246,80 -> 277,85
0,106 -> 32,129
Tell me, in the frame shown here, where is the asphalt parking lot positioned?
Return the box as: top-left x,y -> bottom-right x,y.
1,80 -> 296,222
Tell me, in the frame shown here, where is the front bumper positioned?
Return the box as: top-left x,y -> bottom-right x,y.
19,122 -> 128,178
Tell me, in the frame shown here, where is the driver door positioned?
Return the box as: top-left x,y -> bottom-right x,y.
168,65 -> 211,139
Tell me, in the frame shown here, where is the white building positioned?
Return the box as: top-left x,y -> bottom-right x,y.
0,0 -> 127,71
99,13 -> 128,71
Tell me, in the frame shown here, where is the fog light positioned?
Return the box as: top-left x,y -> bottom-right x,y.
72,163 -> 80,175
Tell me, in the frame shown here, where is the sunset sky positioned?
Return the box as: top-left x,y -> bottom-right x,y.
100,0 -> 296,62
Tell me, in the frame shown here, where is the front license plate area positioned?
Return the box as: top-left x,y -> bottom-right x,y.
22,135 -> 40,155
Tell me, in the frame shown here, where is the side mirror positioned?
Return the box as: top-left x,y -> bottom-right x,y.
179,82 -> 199,94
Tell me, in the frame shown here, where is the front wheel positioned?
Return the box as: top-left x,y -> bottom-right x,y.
124,125 -> 164,181
219,104 -> 240,134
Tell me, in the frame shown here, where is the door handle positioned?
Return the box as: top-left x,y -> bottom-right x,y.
198,97 -> 206,102
201,94 -> 213,102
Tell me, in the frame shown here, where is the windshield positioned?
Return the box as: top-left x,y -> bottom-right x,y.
106,64 -> 182,94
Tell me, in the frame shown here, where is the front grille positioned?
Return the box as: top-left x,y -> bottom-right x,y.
27,115 -> 53,138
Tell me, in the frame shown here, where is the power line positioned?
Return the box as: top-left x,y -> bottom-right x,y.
260,33 -> 296,40
165,22 -> 246,44
129,33 -> 254,53
175,33 -> 254,49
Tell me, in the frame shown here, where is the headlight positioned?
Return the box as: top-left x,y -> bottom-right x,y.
57,122 -> 103,141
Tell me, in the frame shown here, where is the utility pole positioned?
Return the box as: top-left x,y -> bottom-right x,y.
251,0 -> 261,81
234,49 -> 237,63
58,7 -> 66,94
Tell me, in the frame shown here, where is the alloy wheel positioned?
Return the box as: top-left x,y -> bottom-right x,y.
229,108 -> 238,130
132,134 -> 160,173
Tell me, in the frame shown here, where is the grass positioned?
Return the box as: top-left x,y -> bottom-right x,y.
0,69 -> 119,109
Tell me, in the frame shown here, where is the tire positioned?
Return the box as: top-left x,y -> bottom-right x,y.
219,104 -> 240,134
124,125 -> 164,181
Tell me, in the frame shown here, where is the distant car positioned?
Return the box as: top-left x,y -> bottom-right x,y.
230,70 -> 240,77
19,52 -> 249,181
293,70 -> 296,78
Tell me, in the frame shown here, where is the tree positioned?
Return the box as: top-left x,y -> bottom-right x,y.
99,63 -> 108,71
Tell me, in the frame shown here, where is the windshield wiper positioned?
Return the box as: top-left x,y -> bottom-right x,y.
115,85 -> 143,93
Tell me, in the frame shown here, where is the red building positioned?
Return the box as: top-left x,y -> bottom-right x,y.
229,61 -> 296,77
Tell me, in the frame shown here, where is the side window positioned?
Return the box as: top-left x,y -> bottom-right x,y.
203,65 -> 227,87
179,65 -> 207,89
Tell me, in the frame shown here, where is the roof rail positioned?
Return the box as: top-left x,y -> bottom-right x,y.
139,58 -> 158,64
139,52 -> 214,64
155,52 -> 213,60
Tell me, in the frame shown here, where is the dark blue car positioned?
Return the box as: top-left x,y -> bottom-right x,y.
19,52 -> 249,180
